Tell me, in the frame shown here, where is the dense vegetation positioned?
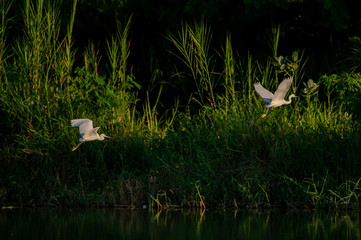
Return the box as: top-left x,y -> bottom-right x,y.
1,0 -> 361,209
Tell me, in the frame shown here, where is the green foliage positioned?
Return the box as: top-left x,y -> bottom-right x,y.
321,73 -> 361,100
320,73 -> 361,117
1,0 -> 361,209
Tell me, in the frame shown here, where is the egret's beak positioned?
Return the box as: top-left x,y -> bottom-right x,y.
105,135 -> 112,139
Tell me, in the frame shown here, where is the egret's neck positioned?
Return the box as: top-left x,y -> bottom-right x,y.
99,134 -> 109,140
286,95 -> 296,104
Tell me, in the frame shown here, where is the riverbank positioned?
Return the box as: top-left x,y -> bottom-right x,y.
2,102 -> 361,209
1,0 -> 361,209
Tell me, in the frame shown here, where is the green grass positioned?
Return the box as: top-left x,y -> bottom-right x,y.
1,0 -> 361,209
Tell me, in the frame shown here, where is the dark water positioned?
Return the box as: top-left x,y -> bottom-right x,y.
0,208 -> 360,239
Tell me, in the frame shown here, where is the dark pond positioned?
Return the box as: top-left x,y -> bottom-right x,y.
0,208 -> 360,239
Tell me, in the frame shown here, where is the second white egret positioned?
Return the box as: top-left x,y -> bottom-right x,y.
254,77 -> 297,117
71,118 -> 111,151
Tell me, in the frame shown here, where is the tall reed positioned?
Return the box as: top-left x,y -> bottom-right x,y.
2,0 -> 68,140
222,33 -> 237,110
167,21 -> 216,109
0,0 -> 11,71
106,16 -> 136,93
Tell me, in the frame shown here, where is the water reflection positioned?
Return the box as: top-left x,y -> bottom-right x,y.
0,208 -> 360,239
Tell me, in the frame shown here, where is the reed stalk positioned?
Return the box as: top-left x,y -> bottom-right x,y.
167,21 -> 216,109
106,16 -> 134,93
222,33 -> 237,108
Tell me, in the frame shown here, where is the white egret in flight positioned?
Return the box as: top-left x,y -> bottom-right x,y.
71,119 -> 111,151
254,77 -> 297,117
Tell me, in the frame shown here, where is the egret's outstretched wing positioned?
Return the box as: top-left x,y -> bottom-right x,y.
254,82 -> 273,104
71,119 -> 93,136
83,127 -> 100,139
273,77 -> 293,101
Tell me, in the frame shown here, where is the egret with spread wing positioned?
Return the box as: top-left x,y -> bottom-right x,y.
71,119 -> 111,151
254,77 -> 297,117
